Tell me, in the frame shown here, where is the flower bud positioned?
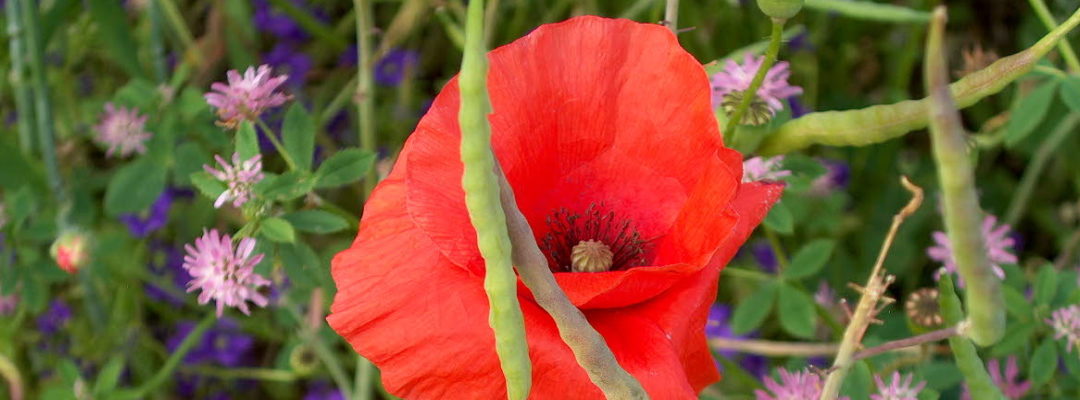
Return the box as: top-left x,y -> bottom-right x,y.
756,0 -> 803,20
51,230 -> 89,273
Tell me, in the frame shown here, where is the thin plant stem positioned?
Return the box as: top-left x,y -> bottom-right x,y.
0,352 -> 23,400
182,366 -> 300,382
5,0 -> 36,155
255,118 -> 299,171
710,338 -> 839,357
1029,0 -> 1080,73
154,0 -> 200,64
148,0 -> 168,83
724,19 -> 785,142
497,167 -> 647,399
115,313 -> 215,399
1004,114 -> 1080,225
819,177 -> 922,399
282,303 -> 356,400
355,355 -> 374,400
849,324 -> 961,362
664,0 -> 680,32
19,0 -> 67,225
355,0 -> 378,197
763,226 -> 790,272
924,7 -> 1004,346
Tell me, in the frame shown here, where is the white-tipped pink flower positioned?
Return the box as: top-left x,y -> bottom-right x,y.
94,103 -> 152,158
205,153 -> 264,208
182,229 -> 270,317
1047,304 -> 1080,353
755,368 -> 848,400
712,54 -> 803,115
871,372 -> 926,400
743,156 -> 791,183
204,65 -> 291,128
927,214 -> 1016,287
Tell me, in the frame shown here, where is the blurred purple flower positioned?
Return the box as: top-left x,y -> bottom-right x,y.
183,229 -> 270,317
706,304 -> 769,377
118,189 -> 175,237
37,300 -> 72,334
743,156 -> 791,183
0,293 -> 17,315
167,318 -> 254,367
263,42 -> 313,87
927,214 -> 1015,287
871,372 -> 925,400
94,103 -> 152,158
145,244 -> 192,306
962,356 -> 1031,400
374,49 -> 420,86
751,242 -> 778,273
810,159 -> 850,196
711,54 -> 802,115
304,382 -> 346,400
252,0 -> 306,41
787,97 -> 810,118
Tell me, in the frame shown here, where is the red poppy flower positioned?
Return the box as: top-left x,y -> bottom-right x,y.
328,16 -> 782,399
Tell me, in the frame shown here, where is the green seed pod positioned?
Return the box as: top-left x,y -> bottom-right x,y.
757,0 -> 804,20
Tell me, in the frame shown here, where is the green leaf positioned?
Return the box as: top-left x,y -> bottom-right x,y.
87,0 -> 144,78
804,0 -> 931,23
260,217 -> 296,243
174,143 -> 211,186
839,360 -> 872,400
989,323 -> 1033,358
1061,76 -> 1080,112
93,356 -> 124,396
104,158 -> 167,216
282,210 -> 350,234
257,171 -> 316,201
731,280 -> 778,335
762,200 -> 793,234
921,361 -> 963,390
1029,338 -> 1058,387
236,121 -> 260,160
1033,264 -> 1058,306
784,239 -> 835,279
111,79 -> 158,111
279,242 -> 321,290
1004,82 -> 1059,147
190,171 -> 226,202
1002,286 -> 1033,322
314,148 -> 376,189
282,104 -> 316,171
777,283 -> 817,338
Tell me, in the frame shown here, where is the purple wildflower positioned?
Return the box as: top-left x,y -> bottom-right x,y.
204,153 -> 264,208
304,382 -> 346,400
374,49 -> 420,86
182,229 -> 270,317
36,300 -> 72,334
706,304 -> 769,377
118,189 -> 174,237
814,281 -> 836,308
743,156 -> 791,183
94,103 -> 152,158
263,42 -> 313,88
1047,304 -> 1080,353
145,244 -> 192,306
756,368 -> 847,400
809,159 -> 850,196
871,372 -> 925,400
166,318 -> 254,367
751,242 -> 779,273
927,214 -> 1015,287
962,356 -> 1031,400
252,0 -> 307,41
204,65 -> 291,128
711,54 -> 802,115
0,292 -> 16,315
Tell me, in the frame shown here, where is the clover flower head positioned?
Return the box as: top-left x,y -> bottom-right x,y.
1046,304 -> 1080,353
927,214 -> 1015,287
871,372 -> 926,400
756,368 -> 845,400
182,229 -> 270,317
205,153 -> 264,208
743,156 -> 791,183
204,65 -> 291,128
95,103 -> 152,158
712,54 -> 803,116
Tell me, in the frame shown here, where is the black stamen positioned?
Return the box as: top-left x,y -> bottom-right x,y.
540,203 -> 648,272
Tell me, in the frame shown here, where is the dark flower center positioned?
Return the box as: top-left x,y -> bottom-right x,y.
541,204 -> 647,273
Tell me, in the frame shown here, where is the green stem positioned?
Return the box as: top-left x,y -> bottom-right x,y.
182,366 -> 300,382
1029,0 -> 1080,73
5,0 -> 36,156
758,5 -> 1080,155
664,0 -> 679,32
282,304 -> 356,400
148,0 -> 168,83
803,0 -> 931,23
354,355 -> 373,400
1005,114 -> 1080,225
763,226 -> 790,272
155,0 -> 200,65
115,313 -> 215,399
0,352 -> 23,400
255,119 -> 299,171
724,19 -> 785,143
19,0 -> 67,225
937,274 -> 1003,399
925,7 -> 1004,346
459,0 -> 532,398
355,0 -> 378,196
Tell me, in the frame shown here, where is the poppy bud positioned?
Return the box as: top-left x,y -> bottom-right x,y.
50,230 -> 89,273
756,0 -> 803,20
